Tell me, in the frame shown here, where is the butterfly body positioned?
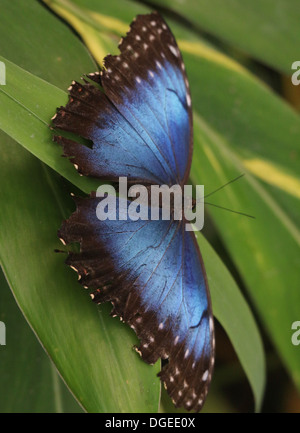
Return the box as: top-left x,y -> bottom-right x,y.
53,12 -> 214,412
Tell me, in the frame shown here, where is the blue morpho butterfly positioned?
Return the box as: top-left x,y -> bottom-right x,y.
52,12 -> 215,412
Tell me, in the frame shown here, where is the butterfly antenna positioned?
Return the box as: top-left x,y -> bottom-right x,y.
194,173 -> 255,218
204,202 -> 255,219
204,173 -> 245,199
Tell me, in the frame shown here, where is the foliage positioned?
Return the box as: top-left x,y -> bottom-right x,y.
0,0 -> 299,413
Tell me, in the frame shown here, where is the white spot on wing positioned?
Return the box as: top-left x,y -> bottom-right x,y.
186,93 -> 191,107
202,370 -> 209,381
168,44 -> 179,57
70,266 -> 78,272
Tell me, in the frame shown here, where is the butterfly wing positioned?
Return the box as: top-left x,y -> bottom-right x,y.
53,12 -> 214,411
52,12 -> 192,186
59,196 -> 214,412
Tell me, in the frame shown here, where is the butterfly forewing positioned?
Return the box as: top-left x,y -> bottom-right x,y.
101,12 -> 193,185
52,12 -> 192,186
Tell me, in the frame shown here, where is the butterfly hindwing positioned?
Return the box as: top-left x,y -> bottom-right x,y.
59,196 -> 214,412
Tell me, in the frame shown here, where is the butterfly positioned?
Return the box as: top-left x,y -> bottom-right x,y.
52,11 -> 215,412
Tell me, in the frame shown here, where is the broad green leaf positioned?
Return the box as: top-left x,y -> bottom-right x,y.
42,0 -> 124,64
0,17 -> 265,413
192,115 -> 300,392
0,0 -> 96,88
181,49 -> 300,229
0,55 -> 98,194
0,266 -> 82,413
140,0 -> 300,74
197,234 -> 265,412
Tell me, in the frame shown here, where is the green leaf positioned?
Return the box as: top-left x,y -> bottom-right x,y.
192,114 -> 300,392
0,265 -> 82,413
0,0 -> 96,88
0,14 -> 266,412
181,47 -> 300,229
0,55 -> 98,194
141,0 -> 300,74
197,234 -> 265,412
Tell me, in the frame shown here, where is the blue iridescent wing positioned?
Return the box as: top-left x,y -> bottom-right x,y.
53,12 -> 214,412
59,196 -> 214,412
52,12 -> 192,186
